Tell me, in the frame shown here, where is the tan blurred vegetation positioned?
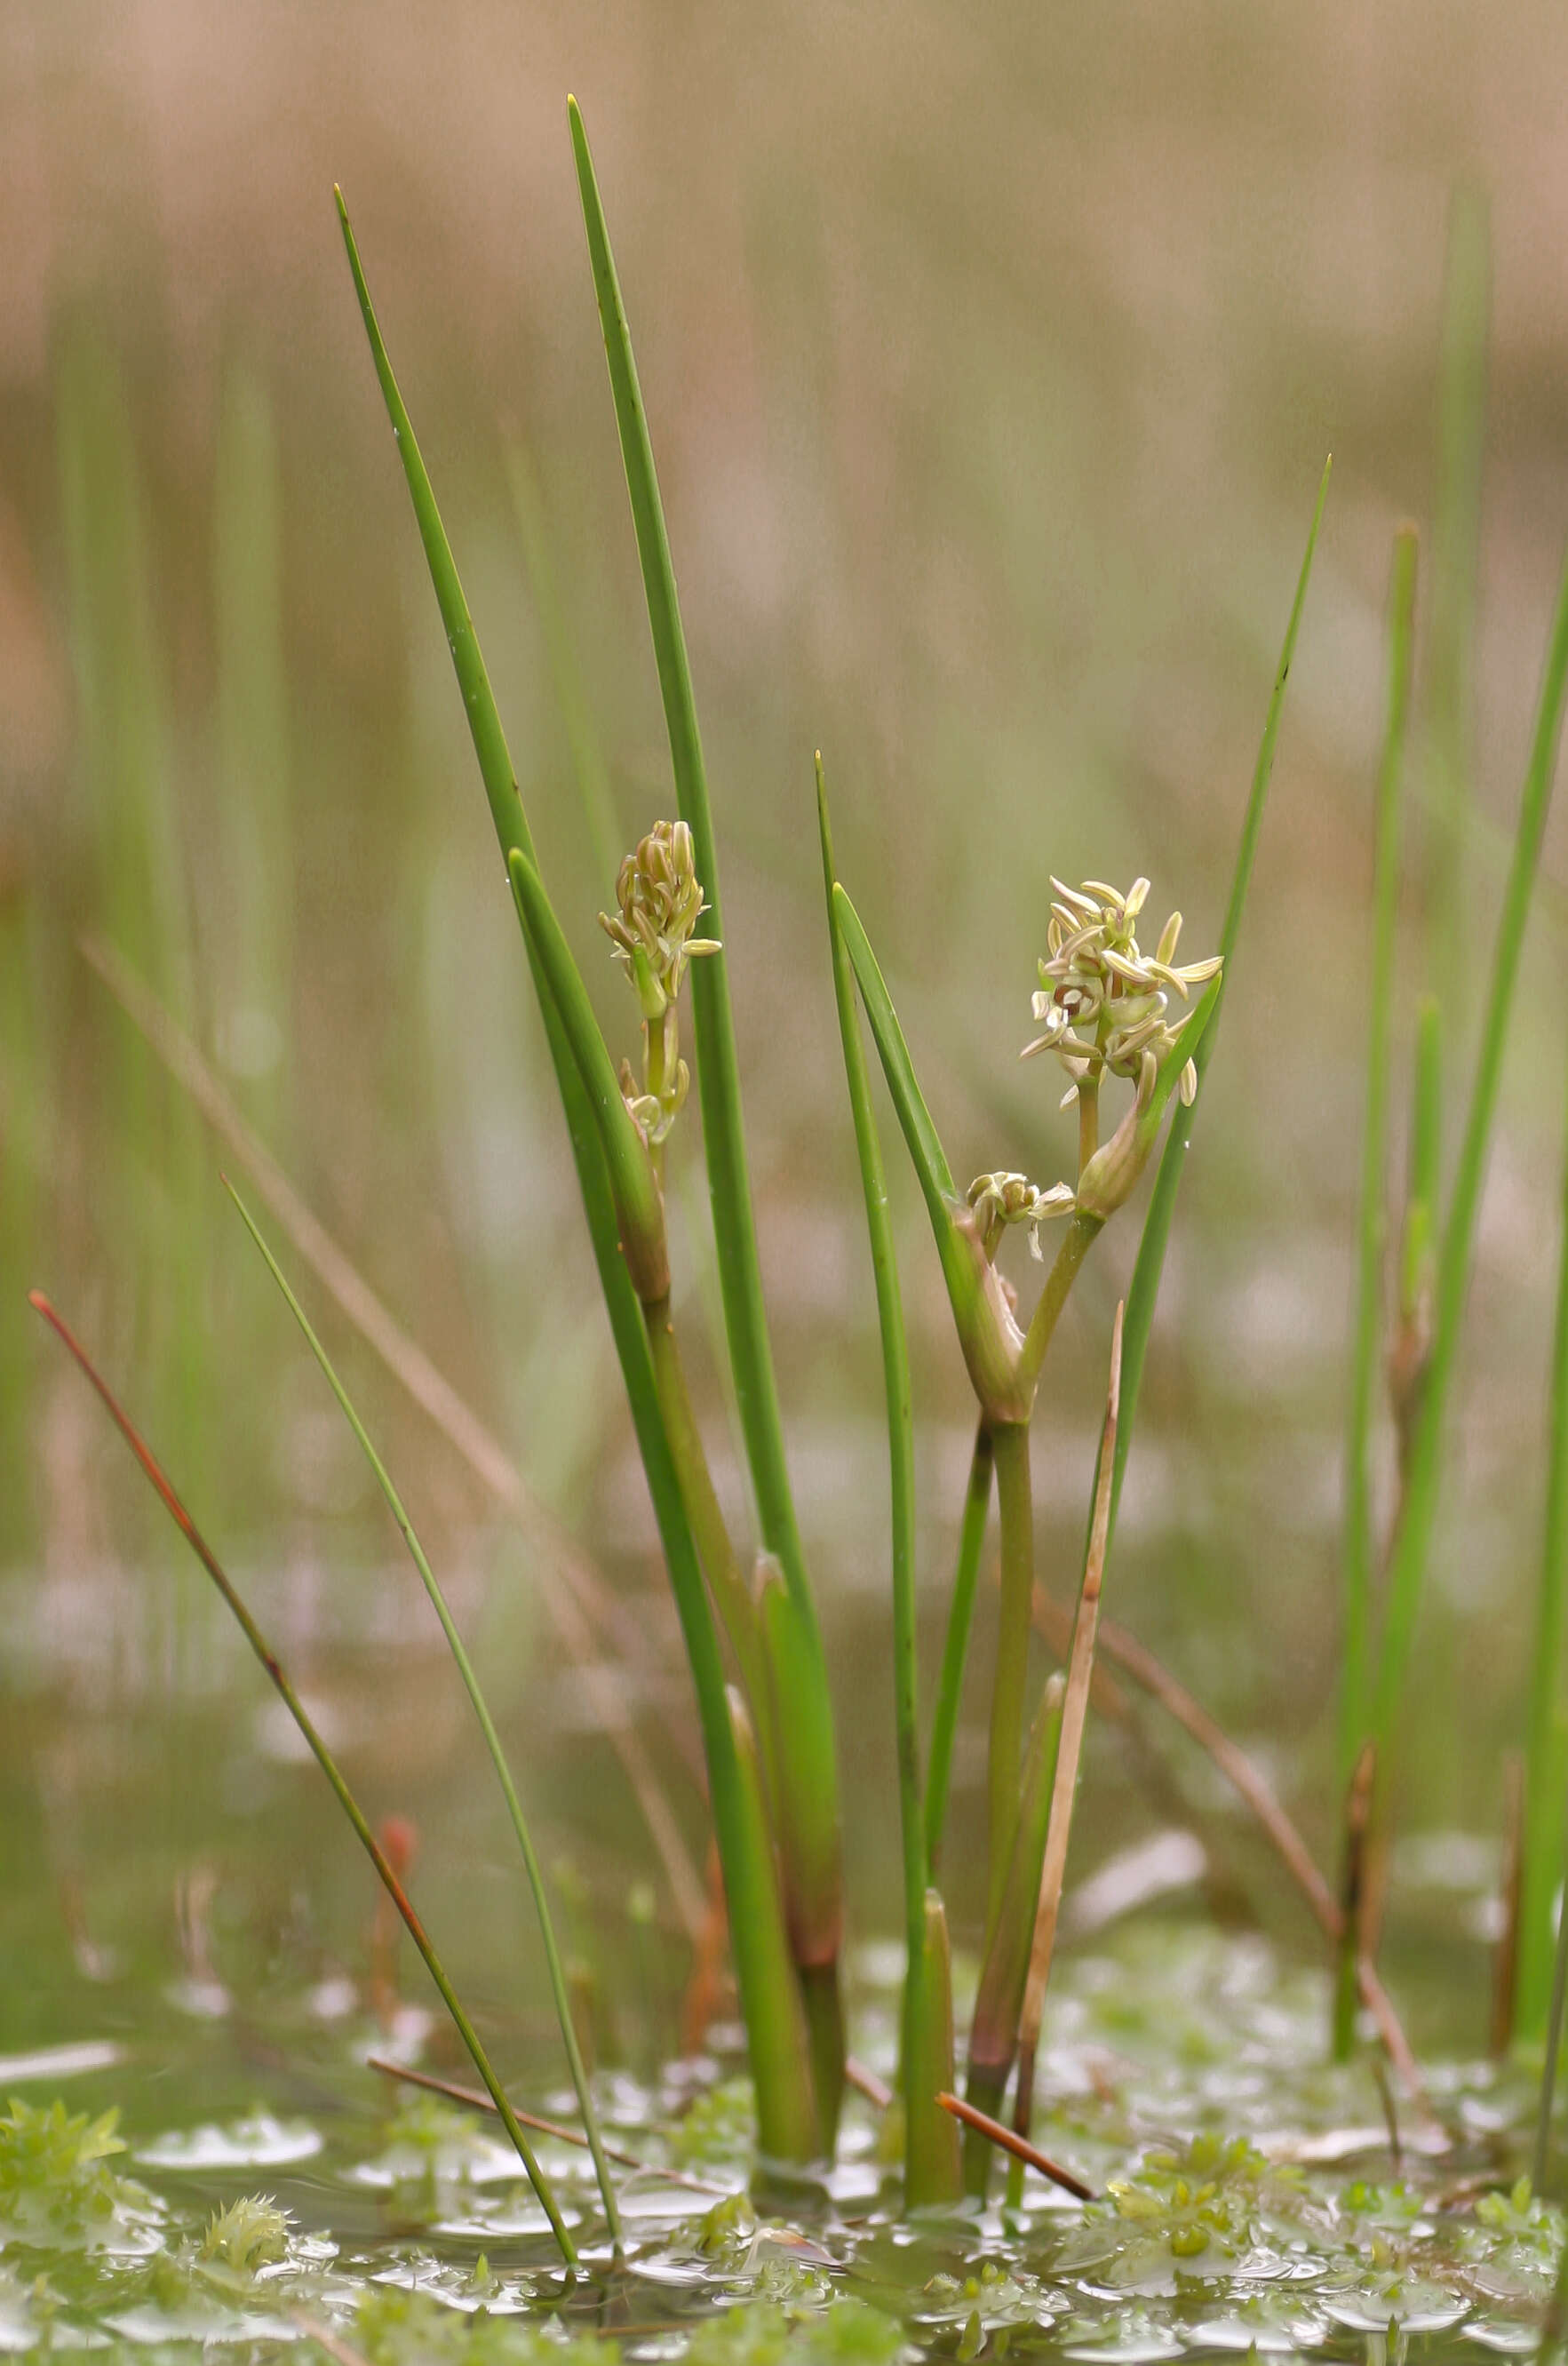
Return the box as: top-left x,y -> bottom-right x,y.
4,0 -> 1568,1921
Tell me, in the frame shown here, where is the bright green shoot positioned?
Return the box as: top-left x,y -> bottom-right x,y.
223,1181 -> 623,2248
1339,525 -> 1419,1802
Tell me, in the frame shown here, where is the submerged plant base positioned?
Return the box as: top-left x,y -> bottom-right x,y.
3,1923 -> 1563,2362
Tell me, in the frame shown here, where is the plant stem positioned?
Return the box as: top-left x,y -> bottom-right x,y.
224,1185 -> 623,2244
987,1421 -> 1035,1940
815,754 -> 942,2197
926,1421 -> 994,1876
1016,1211 -> 1102,1403
28,1292 -> 578,2266
1340,526 -> 1419,1792
1370,544 -> 1568,1817
569,104 -> 842,2022
643,1295 -> 767,1720
1517,1056 -> 1568,2045
1013,1310 -> 1123,2148
1108,458 -> 1331,1542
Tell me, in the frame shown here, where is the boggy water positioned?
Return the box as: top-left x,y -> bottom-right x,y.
1,1920 -> 1560,2362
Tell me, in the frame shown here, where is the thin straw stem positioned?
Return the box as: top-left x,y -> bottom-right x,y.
1013,1308 -> 1123,2142
1341,526 -> 1419,1788
925,1421 -> 993,1875
366,2057 -> 729,2198
935,2091 -> 1094,2203
224,1183 -> 621,2246
27,1292 -> 577,2266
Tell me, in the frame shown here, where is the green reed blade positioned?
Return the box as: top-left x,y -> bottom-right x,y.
1425,186 -> 1490,1019
830,883 -> 959,1207
504,438 -> 624,891
924,1422 -> 993,1876
1371,544 -> 1568,1788
1517,1059 -> 1568,2045
567,104 -> 842,2028
1108,458 -> 1331,1538
214,359 -> 293,1150
963,1672 -> 1063,2201
1339,528 -> 1419,1794
338,195 -> 819,2160
1400,998 -> 1443,1342
224,1183 -> 623,2246
906,1890 -> 963,2207
1537,1765 -> 1568,2195
726,1686 -> 824,2167
986,1420 -> 1036,1941
816,755 -> 934,2195
28,1292 -> 577,2265
832,881 -> 1031,1425
335,187 -> 669,1529
566,99 -> 815,1617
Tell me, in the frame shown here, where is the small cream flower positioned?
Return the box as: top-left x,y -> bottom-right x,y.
599,819 -> 720,1014
1021,875 -> 1221,1109
967,1170 -> 1076,1262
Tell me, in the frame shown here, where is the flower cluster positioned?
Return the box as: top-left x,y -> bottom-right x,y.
967,1170 -> 1075,1263
599,819 -> 720,1015
600,819 -> 720,1148
1021,877 -> 1221,1111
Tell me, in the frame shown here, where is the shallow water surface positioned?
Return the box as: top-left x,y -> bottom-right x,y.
2,1921 -> 1559,2362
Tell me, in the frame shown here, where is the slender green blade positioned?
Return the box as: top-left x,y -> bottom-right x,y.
28,1293 -> 577,2265
1425,186 -> 1490,1020
338,187 -> 819,2163
226,1183 -> 622,2245
335,184 -> 665,1521
568,104 -> 842,2029
816,755 -> 927,2183
831,883 -> 959,1209
1372,541 -> 1568,1786
1339,527 -> 1419,1794
1518,1061 -> 1568,2045
925,1422 -> 993,1874
906,1890 -> 962,2207
1110,457 -> 1332,1534
566,100 -> 811,1612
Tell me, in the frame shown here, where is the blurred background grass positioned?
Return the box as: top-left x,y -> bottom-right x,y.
4,0 -> 1568,2058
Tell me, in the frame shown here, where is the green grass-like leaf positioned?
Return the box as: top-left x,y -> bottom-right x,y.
1370,541 -> 1568,1791
1108,457 -> 1332,1538
28,1294 -> 577,2263
567,101 -> 842,2036
1517,1058 -> 1568,2046
924,1422 -> 992,1876
1338,526 -> 1419,1802
816,754 -> 940,2200
225,1182 -> 623,2247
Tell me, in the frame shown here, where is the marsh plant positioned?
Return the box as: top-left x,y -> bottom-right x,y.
32,100 -> 1568,2267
